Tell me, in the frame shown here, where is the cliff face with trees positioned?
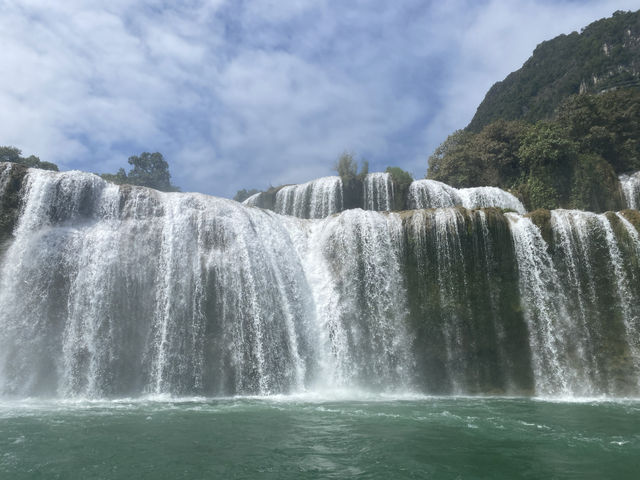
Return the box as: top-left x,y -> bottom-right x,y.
467,10 -> 640,132
428,10 -> 640,212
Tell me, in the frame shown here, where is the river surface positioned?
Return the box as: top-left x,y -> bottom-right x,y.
1,395 -> 638,479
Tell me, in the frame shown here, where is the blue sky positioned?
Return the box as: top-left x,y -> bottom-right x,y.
0,0 -> 637,197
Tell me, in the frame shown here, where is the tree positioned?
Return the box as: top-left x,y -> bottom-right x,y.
334,151 -> 368,187
385,166 -> 414,210
0,146 -> 58,171
385,166 -> 413,186
0,146 -> 21,163
427,130 -> 480,187
127,152 -> 179,191
100,168 -> 128,185
101,152 -> 180,192
234,188 -> 260,202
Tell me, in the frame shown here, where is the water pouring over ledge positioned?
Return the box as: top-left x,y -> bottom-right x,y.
243,173 -> 527,218
0,162 -> 639,399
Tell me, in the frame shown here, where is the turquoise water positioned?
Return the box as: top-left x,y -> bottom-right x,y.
1,396 -> 639,479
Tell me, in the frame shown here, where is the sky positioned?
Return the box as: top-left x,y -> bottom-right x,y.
0,0 -> 638,197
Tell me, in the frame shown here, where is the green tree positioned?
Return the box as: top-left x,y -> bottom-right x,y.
334,152 -> 358,186
385,166 -> 414,210
556,89 -> 640,172
100,168 -> 128,185
516,122 -> 577,209
0,146 -> 21,163
427,130 -> 479,187
101,152 -> 180,192
234,188 -> 260,202
0,146 -> 58,171
385,166 -> 413,186
127,152 -> 179,191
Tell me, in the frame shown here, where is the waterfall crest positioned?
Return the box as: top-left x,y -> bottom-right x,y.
408,180 -> 526,213
274,176 -> 343,219
362,173 -> 394,211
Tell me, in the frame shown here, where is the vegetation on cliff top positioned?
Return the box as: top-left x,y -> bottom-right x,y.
428,85 -> 639,212
467,10 -> 640,132
0,146 -> 59,171
100,152 -> 180,192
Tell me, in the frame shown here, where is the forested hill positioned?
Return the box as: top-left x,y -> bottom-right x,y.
427,10 -> 640,213
467,9 -> 640,132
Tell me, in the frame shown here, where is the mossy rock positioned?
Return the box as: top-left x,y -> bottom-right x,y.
619,209 -> 640,231
0,162 -> 28,248
525,209 -> 552,245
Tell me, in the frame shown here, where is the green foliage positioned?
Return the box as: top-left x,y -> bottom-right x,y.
0,146 -> 58,171
427,130 -> 478,187
385,166 -> 413,186
468,10 -> 640,131
520,177 -> 560,211
556,89 -> 640,172
100,168 -> 128,185
386,167 -> 413,210
427,87 -> 637,211
428,122 -> 528,188
234,188 -> 260,202
127,152 -> 179,191
334,152 -> 368,187
569,153 -> 621,212
101,152 -> 180,192
516,122 -> 576,207
357,160 -> 369,181
526,209 -> 553,244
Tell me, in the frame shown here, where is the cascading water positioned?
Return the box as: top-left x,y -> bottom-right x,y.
408,180 -> 526,213
507,210 -> 640,396
458,187 -> 526,213
0,164 -> 639,399
273,176 -> 343,219
362,172 -> 394,211
0,168 -> 317,397
407,180 -> 461,209
241,192 -> 263,207
620,171 -> 640,209
405,208 -> 531,394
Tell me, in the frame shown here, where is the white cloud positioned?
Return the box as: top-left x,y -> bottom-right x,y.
0,0 -> 637,195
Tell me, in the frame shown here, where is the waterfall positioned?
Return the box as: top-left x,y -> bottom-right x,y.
458,187 -> 526,213
241,192 -> 262,207
407,180 -> 461,209
274,176 -> 343,219
0,164 -> 639,398
507,211 -> 640,396
363,172 -> 394,211
0,168 -> 317,397
289,210 -> 413,390
408,180 -> 526,213
406,208 -> 530,394
620,172 -> 640,209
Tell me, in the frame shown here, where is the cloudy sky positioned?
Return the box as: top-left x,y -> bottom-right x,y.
1,0 -> 637,197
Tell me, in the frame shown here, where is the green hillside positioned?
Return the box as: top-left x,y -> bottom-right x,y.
467,10 -> 640,132
428,10 -> 640,212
